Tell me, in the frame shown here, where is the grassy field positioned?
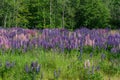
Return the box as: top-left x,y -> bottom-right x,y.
0,47 -> 120,80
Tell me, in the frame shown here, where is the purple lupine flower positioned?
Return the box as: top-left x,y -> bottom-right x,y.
90,52 -> 93,58
5,61 -> 11,69
9,32 -> 16,38
24,64 -> 30,73
31,61 -> 38,71
0,28 -> 119,51
36,64 -> 40,73
95,65 -> 100,71
54,70 -> 58,79
111,48 -> 118,53
101,53 -> 106,60
16,28 -> 24,35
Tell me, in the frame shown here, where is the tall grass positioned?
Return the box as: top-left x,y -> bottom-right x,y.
0,47 -> 120,80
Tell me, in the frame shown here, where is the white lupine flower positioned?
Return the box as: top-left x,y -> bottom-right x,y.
84,59 -> 90,69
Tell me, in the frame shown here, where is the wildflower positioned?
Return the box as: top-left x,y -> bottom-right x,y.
24,64 -> 29,73
101,53 -> 106,60
54,69 -> 61,79
5,61 -> 11,69
90,52 -> 93,58
95,65 -> 100,71
111,48 -> 118,53
36,64 -> 40,73
84,59 -> 90,69
31,61 -> 38,71
54,70 -> 58,79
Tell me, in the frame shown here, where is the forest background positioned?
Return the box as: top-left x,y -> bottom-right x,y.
0,0 -> 119,29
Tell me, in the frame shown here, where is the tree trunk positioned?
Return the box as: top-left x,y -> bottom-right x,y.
8,13 -> 12,28
62,1 -> 65,28
43,8 -> 46,28
4,15 -> 7,28
50,0 -> 52,27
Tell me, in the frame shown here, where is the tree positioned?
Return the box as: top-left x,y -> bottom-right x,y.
75,0 -> 111,29
0,0 -> 119,29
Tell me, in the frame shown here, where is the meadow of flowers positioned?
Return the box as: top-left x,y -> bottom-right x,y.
0,27 -> 120,52
0,27 -> 120,80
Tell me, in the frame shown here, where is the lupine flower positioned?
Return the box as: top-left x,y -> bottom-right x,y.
84,59 -> 90,69
24,64 -> 30,73
5,61 -> 11,69
90,52 -> 93,58
0,28 -> 119,51
36,64 -> 40,73
95,65 -> 100,71
101,53 -> 106,60
54,70 -> 59,79
111,48 -> 118,53
31,62 -> 37,71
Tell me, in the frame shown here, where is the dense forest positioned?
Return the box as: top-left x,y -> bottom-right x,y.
0,0 -> 120,29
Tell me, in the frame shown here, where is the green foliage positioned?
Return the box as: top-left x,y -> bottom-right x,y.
0,47 -> 120,79
82,71 -> 103,80
102,0 -> 120,29
0,0 -> 119,29
75,0 -> 111,29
